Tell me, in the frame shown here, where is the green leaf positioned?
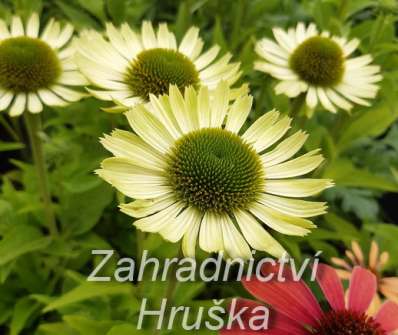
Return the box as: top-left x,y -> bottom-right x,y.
37,322 -> 78,335
107,324 -> 145,335
63,316 -> 115,335
324,158 -> 398,192
337,104 -> 398,151
60,183 -> 113,235
106,0 -> 126,24
10,297 -> 39,335
0,141 -> 25,152
76,0 -> 105,20
42,282 -> 132,312
0,224 -> 51,266
55,0 -> 100,29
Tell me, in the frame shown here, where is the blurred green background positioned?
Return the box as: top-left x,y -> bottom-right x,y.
0,0 -> 397,334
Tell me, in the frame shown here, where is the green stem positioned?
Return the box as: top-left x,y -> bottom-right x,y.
24,113 -> 58,236
290,94 -> 306,119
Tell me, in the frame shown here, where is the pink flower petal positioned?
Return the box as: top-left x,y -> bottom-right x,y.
348,266 -> 377,313
315,264 -> 345,311
242,263 -> 323,328
220,299 -> 306,335
375,301 -> 398,333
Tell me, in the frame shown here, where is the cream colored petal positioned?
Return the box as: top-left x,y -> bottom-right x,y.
0,92 -> 14,111
198,86 -> 211,128
26,13 -> 40,38
351,241 -> 364,265
256,38 -> 289,59
160,206 -> 201,243
125,104 -> 174,153
272,27 -> 296,52
120,194 -> 176,218
0,20 -> 10,39
168,85 -> 192,133
106,23 -> 130,59
345,55 -> 373,69
255,42 -> 288,66
9,93 -> 26,117
182,212 -> 202,258
41,21 -> 61,47
210,81 -> 229,127
133,202 -> 185,233
258,193 -> 327,218
149,94 -> 182,139
243,109 -> 279,143
246,115 -> 291,153
179,26 -> 200,58
343,38 -> 360,57
194,45 -> 220,70
317,87 -> 337,113
11,16 -> 24,37
220,215 -> 252,260
54,24 -> 74,49
27,93 -> 43,114
51,85 -> 84,102
249,202 -> 314,236
234,209 -> 286,258
331,257 -> 353,270
100,129 -> 165,171
120,23 -> 142,57
157,23 -> 171,49
225,95 -> 253,134
275,80 -> 306,97
325,89 -> 353,111
190,39 -> 204,60
97,157 -> 169,199
295,22 -> 307,44
37,89 -> 68,106
184,86 -> 200,131
199,53 -> 233,79
264,179 -> 334,198
264,149 -> 324,179
141,21 -> 157,49
261,130 -> 308,167
58,71 -> 89,86
306,86 -> 318,109
199,211 -> 224,253
254,62 -> 298,81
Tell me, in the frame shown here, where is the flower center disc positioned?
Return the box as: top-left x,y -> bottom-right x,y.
313,310 -> 386,335
289,36 -> 344,87
125,48 -> 200,100
166,128 -> 265,213
0,37 -> 61,92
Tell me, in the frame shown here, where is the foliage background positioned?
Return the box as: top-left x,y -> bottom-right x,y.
0,0 -> 397,334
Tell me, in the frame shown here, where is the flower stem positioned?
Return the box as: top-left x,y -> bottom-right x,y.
24,113 -> 58,236
290,93 -> 306,118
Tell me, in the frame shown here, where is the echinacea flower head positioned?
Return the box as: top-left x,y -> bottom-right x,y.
255,22 -> 382,113
96,82 -> 332,259
332,240 -> 398,308
0,14 -> 87,116
76,21 -> 243,110
222,264 -> 398,335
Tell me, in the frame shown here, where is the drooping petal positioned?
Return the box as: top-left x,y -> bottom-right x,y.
348,266 -> 377,313
315,264 -> 345,311
374,301 -> 398,333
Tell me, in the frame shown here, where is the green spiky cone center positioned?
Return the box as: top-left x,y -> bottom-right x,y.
290,36 -> 344,87
125,48 -> 200,100
0,37 -> 61,92
166,128 -> 265,213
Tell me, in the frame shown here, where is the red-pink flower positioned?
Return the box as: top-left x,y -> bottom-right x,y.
221,263 -> 398,335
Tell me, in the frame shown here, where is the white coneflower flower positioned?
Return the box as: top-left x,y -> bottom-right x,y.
76,21 -> 244,110
96,82 -> 333,259
255,22 -> 382,113
0,13 -> 87,116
